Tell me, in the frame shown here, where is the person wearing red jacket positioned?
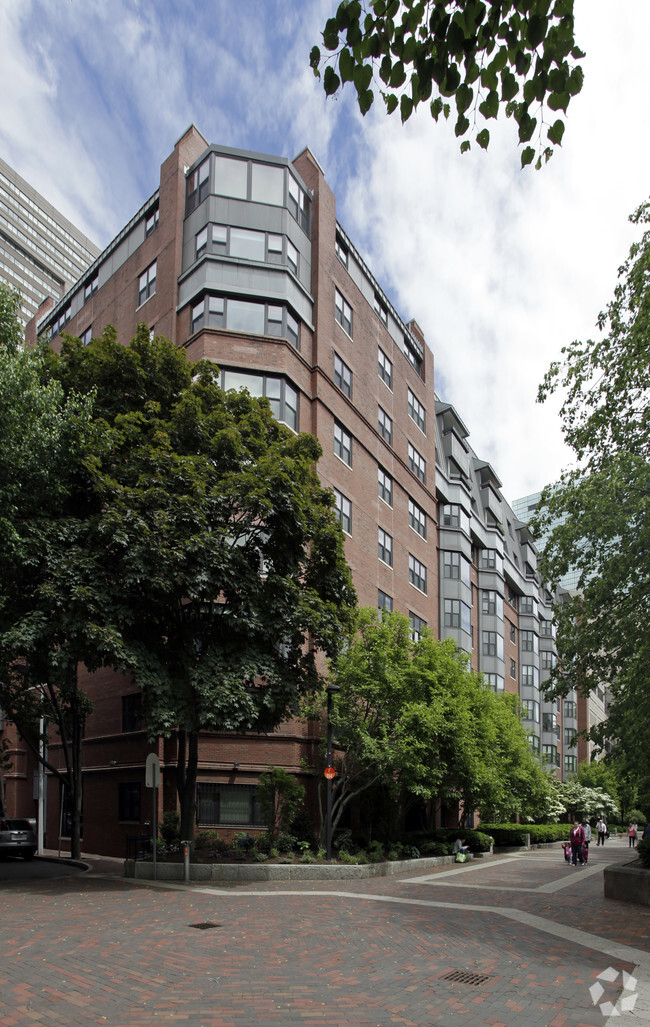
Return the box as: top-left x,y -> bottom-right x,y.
570,821 -> 586,866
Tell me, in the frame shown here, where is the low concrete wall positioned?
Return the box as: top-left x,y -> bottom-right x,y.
124,849 -> 495,883
604,860 -> 650,906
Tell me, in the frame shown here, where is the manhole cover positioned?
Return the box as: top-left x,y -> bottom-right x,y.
440,970 -> 492,987
189,922 -> 221,930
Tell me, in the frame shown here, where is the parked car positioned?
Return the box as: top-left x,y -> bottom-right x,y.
0,818 -> 37,859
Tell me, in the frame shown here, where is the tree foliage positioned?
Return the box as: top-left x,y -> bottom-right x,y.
257,766 -> 306,842
47,326 -> 356,840
535,202 -> 650,784
311,0 -> 584,167
309,609 -> 549,840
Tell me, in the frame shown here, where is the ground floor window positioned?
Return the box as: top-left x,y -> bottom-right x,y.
118,782 -> 142,822
196,783 -> 264,827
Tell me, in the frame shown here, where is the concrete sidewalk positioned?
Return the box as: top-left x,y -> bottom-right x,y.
2,837 -> 647,1025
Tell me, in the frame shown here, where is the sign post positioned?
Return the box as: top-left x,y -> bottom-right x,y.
145,753 -> 161,880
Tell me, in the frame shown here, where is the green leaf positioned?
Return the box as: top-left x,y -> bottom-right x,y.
460,139 -> 471,154
353,62 -> 373,94
567,67 -> 584,96
476,128 -> 490,150
455,114 -> 470,137
518,113 -> 536,143
323,18 -> 340,51
521,146 -> 535,167
478,89 -> 499,119
390,61 -> 406,88
430,96 -> 444,121
527,14 -> 548,49
309,46 -> 321,71
379,54 -> 393,85
324,66 -> 341,96
384,92 -> 399,114
339,47 -> 355,83
358,88 -> 374,115
548,91 -> 569,112
400,94 -> 413,122
455,83 -> 473,114
547,119 -> 565,146
500,68 -> 518,102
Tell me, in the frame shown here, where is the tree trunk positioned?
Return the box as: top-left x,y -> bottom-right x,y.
177,728 -> 199,842
69,696 -> 85,861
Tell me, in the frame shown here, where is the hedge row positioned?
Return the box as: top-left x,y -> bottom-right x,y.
480,823 -> 572,846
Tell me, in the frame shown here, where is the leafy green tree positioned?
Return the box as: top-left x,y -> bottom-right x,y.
535,201 -> 650,796
312,608 -> 548,841
0,286 -> 99,859
49,327 -> 356,841
257,766 -> 306,843
548,778 -> 618,822
311,0 -> 584,167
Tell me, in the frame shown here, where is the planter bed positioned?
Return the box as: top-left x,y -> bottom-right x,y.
604,859 -> 650,906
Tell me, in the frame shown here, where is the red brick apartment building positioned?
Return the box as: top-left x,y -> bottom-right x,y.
2,125 -> 568,856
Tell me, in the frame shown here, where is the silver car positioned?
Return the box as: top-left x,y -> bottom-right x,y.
0,818 -> 37,859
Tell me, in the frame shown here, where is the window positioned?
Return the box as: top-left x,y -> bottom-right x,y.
251,162 -> 285,206
80,326 -> 92,347
378,467 -> 393,506
403,334 -> 423,377
118,783 -> 141,822
191,295 -> 300,349
564,728 -> 576,747
288,175 -> 311,234
441,503 -> 469,534
50,303 -> 71,337
510,621 -> 516,643
541,650 -> 557,670
214,154 -> 248,199
334,353 -> 352,397
145,205 -> 159,236
480,548 -> 503,573
287,240 -> 299,275
442,551 -> 471,586
521,630 -> 539,653
510,658 -> 517,679
481,590 -> 504,618
335,234 -> 348,268
528,733 -> 541,753
543,744 -> 559,766
378,590 -> 393,615
543,713 -> 558,733
407,389 -> 426,433
520,595 -> 538,616
84,274 -> 98,301
564,755 -> 577,774
186,157 -> 210,211
521,665 -> 539,687
334,422 -> 352,466
485,673 -> 505,692
378,406 -> 393,445
444,598 -> 461,628
408,442 -> 426,483
335,288 -> 353,336
522,699 -> 540,722
334,489 -> 352,534
196,226 -> 209,259
122,693 -> 143,733
221,370 -> 298,432
482,631 -> 504,659
378,527 -> 393,566
196,783 -> 263,826
564,700 -> 576,720
378,348 -> 392,389
374,293 -> 388,325
230,227 -> 267,261
408,498 -> 426,539
410,612 -> 427,641
138,260 -> 157,306
409,554 -> 427,593
507,586 -> 519,608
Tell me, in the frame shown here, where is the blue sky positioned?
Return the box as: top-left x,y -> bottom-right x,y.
1,0 -> 649,501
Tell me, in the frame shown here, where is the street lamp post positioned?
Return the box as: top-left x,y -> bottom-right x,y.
325,683 -> 340,862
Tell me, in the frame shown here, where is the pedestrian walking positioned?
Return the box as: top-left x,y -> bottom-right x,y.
581,819 -> 592,863
596,817 -> 607,845
629,823 -> 638,848
569,821 -> 585,866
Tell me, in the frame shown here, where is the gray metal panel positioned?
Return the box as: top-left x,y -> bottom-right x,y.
178,259 -> 314,328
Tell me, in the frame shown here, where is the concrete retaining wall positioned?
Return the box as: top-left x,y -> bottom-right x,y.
604,861 -> 650,905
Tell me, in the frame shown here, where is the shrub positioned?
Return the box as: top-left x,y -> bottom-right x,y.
368,840 -> 385,863
402,845 -> 420,860
334,829 -> 353,853
300,852 -> 316,863
420,841 -> 450,857
257,766 -> 306,842
269,847 -> 279,859
160,811 -> 180,845
338,850 -> 359,864
636,838 -> 650,867
297,840 -> 313,855
231,832 -> 256,851
194,830 -> 221,851
208,837 -> 230,858
253,851 -> 268,862
276,831 -> 296,854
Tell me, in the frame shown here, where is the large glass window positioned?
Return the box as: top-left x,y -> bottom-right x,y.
374,294 -> 388,325
221,370 -> 298,431
378,406 -> 393,445
335,234 -> 348,268
251,163 -> 285,205
196,783 -> 263,826
191,294 -> 299,349
485,673 -> 505,692
214,155 -> 248,199
335,289 -> 353,336
521,665 -> 539,687
522,699 -> 540,722
482,631 -> 504,660
409,554 -> 427,594
441,503 -> 470,534
410,612 -> 427,641
378,528 -> 393,567
333,489 -> 352,534
564,700 -> 577,720
230,227 -> 266,262
118,783 -> 141,822
378,348 -> 392,389
378,467 -> 393,506
480,548 -> 504,574
520,595 -> 538,616
228,297 -> 266,334
408,389 -> 426,433
334,353 -> 352,397
408,498 -> 426,539
288,176 -> 311,234
442,550 -> 471,586
186,157 -> 210,211
121,694 -> 143,733
378,589 -> 393,615
481,590 -> 504,618
444,598 -> 461,628
334,422 -> 352,466
408,442 -> 426,483
137,260 -> 156,306
521,630 -> 539,653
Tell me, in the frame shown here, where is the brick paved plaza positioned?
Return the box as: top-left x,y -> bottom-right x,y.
2,838 -> 649,1026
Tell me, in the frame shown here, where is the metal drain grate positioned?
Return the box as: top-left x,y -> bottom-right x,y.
440,970 -> 492,987
189,922 -> 221,930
